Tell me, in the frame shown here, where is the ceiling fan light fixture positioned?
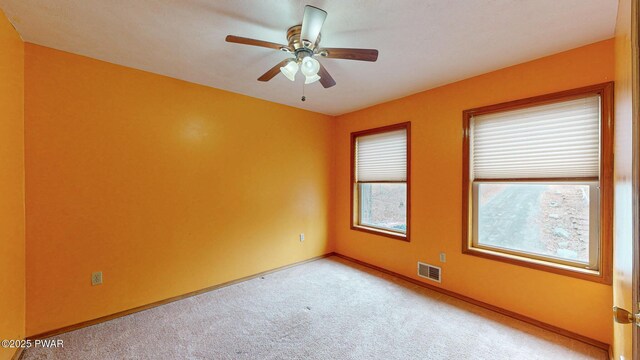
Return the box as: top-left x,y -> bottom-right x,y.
304,74 -> 321,84
300,56 -> 320,77
226,4 -> 377,89
280,59 -> 298,81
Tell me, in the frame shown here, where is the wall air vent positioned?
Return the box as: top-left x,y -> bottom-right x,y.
417,262 -> 441,283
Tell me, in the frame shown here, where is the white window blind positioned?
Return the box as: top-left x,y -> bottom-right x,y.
471,95 -> 600,179
356,129 -> 407,182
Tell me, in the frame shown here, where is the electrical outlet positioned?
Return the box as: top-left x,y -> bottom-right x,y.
299,233 -> 305,242
439,252 -> 446,263
91,271 -> 103,286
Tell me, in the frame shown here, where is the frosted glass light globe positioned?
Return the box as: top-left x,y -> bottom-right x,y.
300,57 -> 320,77
279,60 -> 299,81
304,74 -> 321,84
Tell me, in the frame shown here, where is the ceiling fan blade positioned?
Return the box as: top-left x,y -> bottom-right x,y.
317,62 -> 336,88
300,5 -> 327,47
226,35 -> 288,51
258,59 -> 291,82
322,48 -> 379,62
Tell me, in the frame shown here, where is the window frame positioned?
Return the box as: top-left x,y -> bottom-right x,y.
351,122 -> 411,242
462,83 -> 613,284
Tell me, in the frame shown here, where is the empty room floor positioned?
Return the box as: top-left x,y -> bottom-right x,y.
22,257 -> 606,360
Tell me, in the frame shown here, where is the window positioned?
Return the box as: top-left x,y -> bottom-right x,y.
462,83 -> 613,283
351,122 -> 410,241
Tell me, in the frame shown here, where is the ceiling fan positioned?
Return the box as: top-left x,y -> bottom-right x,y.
225,5 -> 378,89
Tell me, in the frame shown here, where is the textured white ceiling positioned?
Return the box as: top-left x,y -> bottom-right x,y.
0,0 -> 618,115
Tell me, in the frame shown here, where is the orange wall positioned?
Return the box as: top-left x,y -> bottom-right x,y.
334,39 -> 614,344
0,8 -> 25,360
24,44 -> 334,336
612,0 -> 638,358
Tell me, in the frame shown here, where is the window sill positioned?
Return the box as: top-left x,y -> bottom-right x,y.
351,225 -> 409,242
462,246 -> 610,284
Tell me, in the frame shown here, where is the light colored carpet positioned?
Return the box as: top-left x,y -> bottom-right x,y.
23,256 -> 607,360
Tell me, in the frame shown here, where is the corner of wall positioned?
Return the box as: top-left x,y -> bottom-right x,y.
328,115 -> 339,253
0,7 -> 26,360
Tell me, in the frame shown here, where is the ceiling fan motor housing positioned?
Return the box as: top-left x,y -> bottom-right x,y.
286,25 -> 320,52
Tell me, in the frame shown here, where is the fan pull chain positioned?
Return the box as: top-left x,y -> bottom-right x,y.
301,81 -> 306,102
